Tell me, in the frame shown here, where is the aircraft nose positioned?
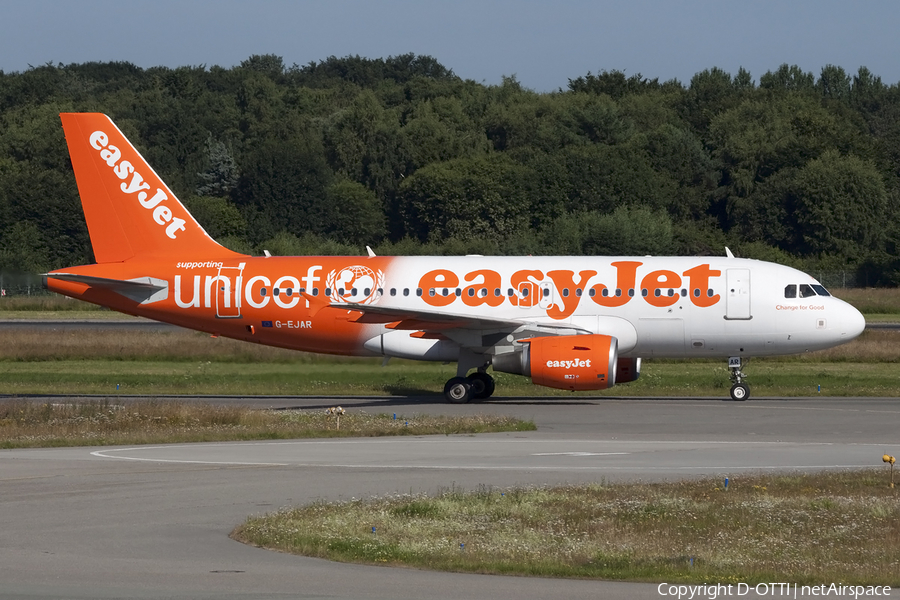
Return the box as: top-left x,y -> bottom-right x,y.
840,301 -> 866,340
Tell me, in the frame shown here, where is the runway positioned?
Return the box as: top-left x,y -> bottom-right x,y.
2,396 -> 898,599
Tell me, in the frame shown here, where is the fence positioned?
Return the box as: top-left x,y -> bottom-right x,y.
0,273 -> 50,298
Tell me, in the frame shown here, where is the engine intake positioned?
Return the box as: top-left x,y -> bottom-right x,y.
493,334 -> 618,391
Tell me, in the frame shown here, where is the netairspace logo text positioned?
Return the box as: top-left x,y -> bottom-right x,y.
657,582 -> 892,599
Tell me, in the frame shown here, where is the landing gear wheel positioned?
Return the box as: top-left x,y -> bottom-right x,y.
466,372 -> 495,401
727,356 -> 750,401
444,377 -> 472,404
730,382 -> 750,401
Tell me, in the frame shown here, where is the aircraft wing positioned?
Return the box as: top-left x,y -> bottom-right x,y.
44,273 -> 168,305
323,300 -> 592,352
331,301 -> 524,331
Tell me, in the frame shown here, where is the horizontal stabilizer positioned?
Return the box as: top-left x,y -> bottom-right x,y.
44,273 -> 168,305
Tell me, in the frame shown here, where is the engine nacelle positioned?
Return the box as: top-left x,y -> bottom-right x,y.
615,357 -> 641,384
493,334 -> 618,391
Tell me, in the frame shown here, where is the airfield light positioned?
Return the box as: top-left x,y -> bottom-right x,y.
883,454 -> 896,488
326,406 -> 346,430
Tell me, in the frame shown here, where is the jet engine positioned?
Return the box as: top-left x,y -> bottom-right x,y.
493,334 -> 617,391
615,357 -> 641,383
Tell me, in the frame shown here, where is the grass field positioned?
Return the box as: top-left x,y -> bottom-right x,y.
0,326 -> 897,397
0,399 -> 533,449
1,358 -> 899,397
233,470 -> 900,585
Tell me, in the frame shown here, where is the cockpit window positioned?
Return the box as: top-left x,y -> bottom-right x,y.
786,283 -> 831,299
799,284 -> 817,298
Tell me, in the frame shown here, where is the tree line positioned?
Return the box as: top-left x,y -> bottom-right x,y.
1,54 -> 899,285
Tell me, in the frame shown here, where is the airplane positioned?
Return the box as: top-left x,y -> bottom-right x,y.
43,113 -> 867,403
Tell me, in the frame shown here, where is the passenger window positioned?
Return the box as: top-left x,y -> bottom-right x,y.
784,284 -> 797,299
404,288 -> 410,297
481,288 -> 488,297
641,289 -> 648,297
507,288 -> 514,296
799,284 -> 816,298
575,289 -> 582,297
615,289 -> 622,297
338,288 -> 345,296
260,288 -> 267,296
325,287 -> 331,296
601,288 -> 609,297
274,288 -> 280,297
390,288 -> 397,296
312,288 -> 319,297
589,288 -> 596,297
562,288 -> 569,297
364,288 -> 371,296
467,288 -> 475,297
286,288 -> 293,297
455,288 -> 461,297
628,289 -> 635,297
415,288 -> 422,297
494,288 -> 501,297
693,288 -> 700,297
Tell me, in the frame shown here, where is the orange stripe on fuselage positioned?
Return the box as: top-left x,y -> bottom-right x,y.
46,257 -> 398,356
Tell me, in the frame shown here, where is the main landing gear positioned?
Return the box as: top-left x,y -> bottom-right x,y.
728,356 -> 750,401
443,371 -> 496,404
443,350 -> 496,403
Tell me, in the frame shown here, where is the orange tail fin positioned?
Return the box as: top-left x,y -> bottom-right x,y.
60,113 -> 245,263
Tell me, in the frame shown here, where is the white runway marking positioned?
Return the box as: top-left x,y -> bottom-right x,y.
90,447 -> 287,466
532,452 -> 630,456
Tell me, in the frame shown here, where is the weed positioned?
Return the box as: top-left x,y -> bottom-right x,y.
0,400 -> 535,449
234,471 -> 900,584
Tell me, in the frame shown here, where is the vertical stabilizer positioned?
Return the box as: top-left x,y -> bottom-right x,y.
60,113 -> 244,263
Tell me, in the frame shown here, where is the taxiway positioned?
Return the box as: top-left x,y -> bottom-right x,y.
1,396 -> 898,599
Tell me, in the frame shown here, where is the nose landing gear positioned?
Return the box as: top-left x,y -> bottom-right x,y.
728,356 -> 750,401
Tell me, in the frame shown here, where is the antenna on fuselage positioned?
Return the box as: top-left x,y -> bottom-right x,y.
725,247 -> 735,259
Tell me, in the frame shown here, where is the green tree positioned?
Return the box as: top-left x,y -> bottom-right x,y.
195,134 -> 238,197
322,180 -> 386,243
0,221 -> 49,272
789,151 -> 888,258
182,195 -> 247,240
397,154 -> 531,243
235,132 -> 333,242
759,64 -> 816,94
817,65 -> 851,102
544,206 -> 675,256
